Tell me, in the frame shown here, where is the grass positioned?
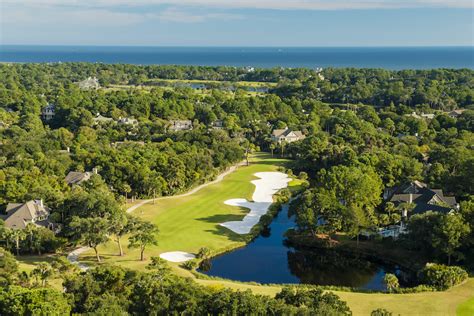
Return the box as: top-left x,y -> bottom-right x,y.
80,153 -> 291,269
16,255 -> 64,290
457,295 -> 474,316
193,278 -> 474,316
73,151 -> 474,315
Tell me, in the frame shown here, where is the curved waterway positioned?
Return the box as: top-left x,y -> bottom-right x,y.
200,203 -> 409,290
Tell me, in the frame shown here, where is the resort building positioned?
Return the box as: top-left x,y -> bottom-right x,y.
1,200 -> 54,230
168,120 -> 193,132
41,104 -> 55,121
271,127 -> 305,144
117,117 -> 139,126
447,109 -> 466,118
77,77 -> 100,90
64,169 -> 97,186
93,113 -> 114,125
384,181 -> 458,217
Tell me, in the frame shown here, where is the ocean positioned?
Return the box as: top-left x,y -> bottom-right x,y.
0,46 -> 473,70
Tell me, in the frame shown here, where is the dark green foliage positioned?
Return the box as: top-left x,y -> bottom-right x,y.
420,263 -> 468,290
0,285 -> 71,316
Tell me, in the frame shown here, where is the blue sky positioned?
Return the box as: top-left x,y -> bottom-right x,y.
1,0 -> 473,46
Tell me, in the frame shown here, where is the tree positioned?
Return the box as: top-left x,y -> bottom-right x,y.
433,213 -> 470,265
196,247 -> 211,260
69,217 -> 109,262
31,262 -> 54,287
383,273 -> 399,293
9,229 -> 26,256
128,220 -> 159,261
108,211 -> 129,257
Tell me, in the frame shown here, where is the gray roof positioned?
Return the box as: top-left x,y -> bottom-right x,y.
65,171 -> 92,185
272,128 -> 305,139
388,182 -> 457,216
2,200 -> 50,230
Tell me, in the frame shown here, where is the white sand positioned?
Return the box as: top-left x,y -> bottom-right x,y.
220,172 -> 291,234
159,251 -> 196,262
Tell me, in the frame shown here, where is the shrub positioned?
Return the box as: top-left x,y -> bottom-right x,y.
371,308 -> 393,316
420,263 -> 468,290
383,273 -> 399,293
181,259 -> 199,270
298,171 -> 308,180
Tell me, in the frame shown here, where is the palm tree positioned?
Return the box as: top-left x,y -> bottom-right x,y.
10,229 -> 26,256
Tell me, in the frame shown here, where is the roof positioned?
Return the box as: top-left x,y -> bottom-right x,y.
272,128 -> 305,139
65,171 -> 92,185
2,200 -> 50,230
93,113 -> 114,123
388,183 -> 457,216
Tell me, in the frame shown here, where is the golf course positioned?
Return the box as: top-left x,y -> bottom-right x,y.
75,153 -> 474,316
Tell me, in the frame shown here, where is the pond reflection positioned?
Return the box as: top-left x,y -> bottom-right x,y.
200,203 -> 410,290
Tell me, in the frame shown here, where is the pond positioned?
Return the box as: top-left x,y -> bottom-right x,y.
200,203 -> 411,290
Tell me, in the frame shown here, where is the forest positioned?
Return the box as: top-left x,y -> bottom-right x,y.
0,63 -> 473,314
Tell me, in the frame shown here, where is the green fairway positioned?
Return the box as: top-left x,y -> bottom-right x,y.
81,153 -> 292,269
457,296 -> 474,316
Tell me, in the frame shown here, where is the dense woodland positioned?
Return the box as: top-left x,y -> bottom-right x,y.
0,63 -> 473,314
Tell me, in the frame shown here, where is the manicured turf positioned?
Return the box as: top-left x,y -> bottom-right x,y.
457,296 -> 474,316
196,278 -> 474,316
81,153 -> 291,269
77,152 -> 474,315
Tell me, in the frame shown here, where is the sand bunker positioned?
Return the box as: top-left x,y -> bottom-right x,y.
220,172 -> 291,234
159,251 -> 196,262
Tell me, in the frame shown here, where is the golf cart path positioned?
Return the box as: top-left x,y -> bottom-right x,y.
67,161 -> 245,269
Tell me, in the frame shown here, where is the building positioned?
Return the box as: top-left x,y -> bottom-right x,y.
77,77 -> 100,90
406,112 -> 435,120
447,109 -> 466,118
1,200 -> 53,230
211,120 -> 225,130
93,113 -> 114,125
41,104 -> 55,121
271,127 -> 305,144
117,117 -> 139,126
384,181 -> 457,217
64,169 -> 97,186
168,120 -> 193,132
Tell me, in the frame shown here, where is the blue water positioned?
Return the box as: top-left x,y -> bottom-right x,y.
1,46 -> 473,69
200,203 -> 407,290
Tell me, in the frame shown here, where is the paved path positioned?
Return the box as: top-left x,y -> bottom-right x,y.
67,161 -> 245,269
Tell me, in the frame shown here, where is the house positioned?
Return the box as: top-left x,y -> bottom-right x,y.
211,120 -> 225,130
64,169 -> 97,185
271,127 -> 305,144
1,200 -> 54,230
117,117 -> 138,126
93,113 -> 114,125
168,120 -> 193,132
77,77 -> 100,90
384,181 -> 458,217
447,109 -> 466,118
41,104 -> 55,121
406,112 -> 435,120
111,140 -> 145,147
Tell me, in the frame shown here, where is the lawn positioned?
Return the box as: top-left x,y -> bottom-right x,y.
80,153 -> 292,269
76,151 -> 474,315
195,278 -> 474,316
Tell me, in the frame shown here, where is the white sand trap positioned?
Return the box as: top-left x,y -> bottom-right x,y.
159,251 -> 196,262
220,172 -> 291,234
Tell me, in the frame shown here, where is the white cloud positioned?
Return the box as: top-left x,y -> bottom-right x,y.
157,7 -> 243,23
2,0 -> 473,10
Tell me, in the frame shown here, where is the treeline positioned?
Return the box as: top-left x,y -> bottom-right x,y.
0,251 -> 352,315
273,68 -> 474,109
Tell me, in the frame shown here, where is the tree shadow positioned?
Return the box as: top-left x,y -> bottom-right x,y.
196,213 -> 245,223
204,225 -> 247,242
